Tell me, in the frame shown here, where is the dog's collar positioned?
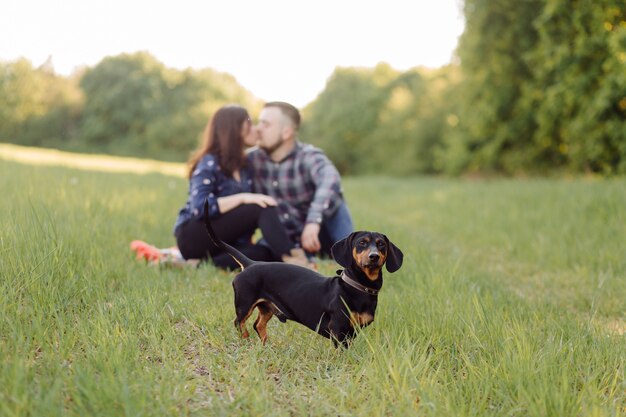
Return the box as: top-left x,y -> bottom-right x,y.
339,270 -> 379,296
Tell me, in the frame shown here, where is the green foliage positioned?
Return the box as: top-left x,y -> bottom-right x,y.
1,154 -> 624,416
0,53 -> 260,162
439,0 -> 544,174
1,1 -> 624,175
527,0 -> 626,174
442,0 -> 626,175
0,59 -> 82,146
305,0 -> 624,176
0,59 -> 46,138
79,52 -> 260,161
303,64 -> 460,175
302,64 -> 393,175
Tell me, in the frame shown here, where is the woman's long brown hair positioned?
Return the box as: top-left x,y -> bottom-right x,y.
187,105 -> 249,179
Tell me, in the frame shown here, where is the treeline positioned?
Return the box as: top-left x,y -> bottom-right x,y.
302,64 -> 460,175
0,52 -> 260,162
1,0 -> 624,175
304,0 -> 625,175
449,0 -> 625,175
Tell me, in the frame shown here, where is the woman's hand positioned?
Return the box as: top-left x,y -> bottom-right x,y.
217,193 -> 276,214
240,193 -> 277,208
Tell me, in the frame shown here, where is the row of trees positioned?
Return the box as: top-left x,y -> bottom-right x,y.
0,52 -> 260,162
302,64 -> 460,175
447,0 -> 626,175
304,0 -> 625,175
1,0 -> 624,175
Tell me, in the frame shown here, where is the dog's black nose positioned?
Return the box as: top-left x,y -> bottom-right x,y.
369,253 -> 380,262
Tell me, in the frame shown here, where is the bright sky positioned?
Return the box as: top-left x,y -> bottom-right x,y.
1,0 -> 465,108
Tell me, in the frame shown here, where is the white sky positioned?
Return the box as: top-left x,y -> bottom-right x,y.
1,0 -> 465,107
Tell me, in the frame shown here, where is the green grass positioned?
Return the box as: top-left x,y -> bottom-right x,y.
1,154 -> 625,416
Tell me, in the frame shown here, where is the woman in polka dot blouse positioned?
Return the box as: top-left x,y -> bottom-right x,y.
173,105 -> 311,269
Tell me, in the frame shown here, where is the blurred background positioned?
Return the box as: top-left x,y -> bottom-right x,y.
1,0 -> 624,176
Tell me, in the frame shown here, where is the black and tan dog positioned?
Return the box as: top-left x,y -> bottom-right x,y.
203,201 -> 403,347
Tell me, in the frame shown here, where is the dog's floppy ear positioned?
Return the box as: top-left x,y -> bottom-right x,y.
331,232 -> 357,268
384,236 -> 404,273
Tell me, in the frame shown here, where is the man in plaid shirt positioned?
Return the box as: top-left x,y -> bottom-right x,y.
248,102 -> 354,256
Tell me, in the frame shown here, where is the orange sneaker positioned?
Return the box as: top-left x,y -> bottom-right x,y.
130,240 -> 162,263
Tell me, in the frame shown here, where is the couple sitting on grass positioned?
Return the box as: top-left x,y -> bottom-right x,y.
132,101 -> 353,270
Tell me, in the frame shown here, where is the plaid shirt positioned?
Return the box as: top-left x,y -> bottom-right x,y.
247,141 -> 344,244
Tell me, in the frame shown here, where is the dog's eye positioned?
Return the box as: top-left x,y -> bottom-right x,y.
358,240 -> 368,247
376,241 -> 386,249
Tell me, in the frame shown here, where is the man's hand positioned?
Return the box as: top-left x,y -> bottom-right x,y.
301,223 -> 321,253
240,193 -> 277,208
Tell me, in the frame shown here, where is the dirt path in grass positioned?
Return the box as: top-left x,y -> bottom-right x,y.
0,143 -> 185,177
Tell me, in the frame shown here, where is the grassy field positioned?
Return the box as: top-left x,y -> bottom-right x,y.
1,148 -> 625,416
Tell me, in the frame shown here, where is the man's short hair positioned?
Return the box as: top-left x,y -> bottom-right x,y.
264,101 -> 301,130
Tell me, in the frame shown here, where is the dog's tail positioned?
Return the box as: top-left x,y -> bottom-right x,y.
203,200 -> 254,270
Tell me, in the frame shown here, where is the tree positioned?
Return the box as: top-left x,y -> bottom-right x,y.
526,0 -> 626,174
441,0 -> 542,174
302,64 -> 392,174
0,58 -> 82,146
303,63 -> 459,175
79,52 -> 260,161
442,0 -> 625,175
